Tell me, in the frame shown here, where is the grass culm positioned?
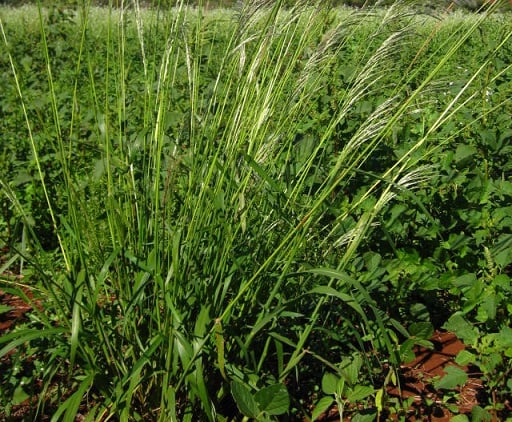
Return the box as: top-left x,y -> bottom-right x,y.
1,0 -> 511,420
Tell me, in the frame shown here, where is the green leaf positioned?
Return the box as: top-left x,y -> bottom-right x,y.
311,396 -> 333,421
340,355 -> 362,386
455,350 -> 475,366
375,388 -> 384,413
443,314 -> 478,345
231,381 -> 260,418
390,319 -> 410,338
494,274 -> 512,291
454,144 -> 477,165
242,152 -> 283,194
345,385 -> 374,402
174,331 -> 194,368
51,372 -> 94,422
450,414 -> 469,422
0,304 -> 13,314
452,273 -> 477,288
352,411 -> 378,422
0,328 -> 68,358
471,405 -> 492,422
12,385 -> 29,405
214,318 -> 226,380
322,372 -> 339,395
399,339 -> 416,364
254,383 -> 290,415
70,270 -> 86,367
194,305 -> 210,338
409,322 -> 434,339
496,326 -> 512,349
410,302 -> 430,321
491,234 -> 512,268
479,294 -> 496,321
308,285 -> 365,318
434,366 -> 468,390
363,252 -> 381,273
414,339 -> 433,349
494,247 -> 512,269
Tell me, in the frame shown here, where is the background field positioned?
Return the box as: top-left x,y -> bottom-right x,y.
1,0 -> 512,420
2,0 -> 512,10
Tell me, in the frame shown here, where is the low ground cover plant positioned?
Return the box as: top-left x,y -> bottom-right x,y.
1,0 -> 511,420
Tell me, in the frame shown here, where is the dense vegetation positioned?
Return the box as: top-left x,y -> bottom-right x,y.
1,0 -> 511,420
2,0 -> 512,11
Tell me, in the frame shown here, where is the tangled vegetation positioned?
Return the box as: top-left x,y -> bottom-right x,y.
1,0 -> 511,420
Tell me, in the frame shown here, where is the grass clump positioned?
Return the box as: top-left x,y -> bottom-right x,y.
1,0 -> 511,420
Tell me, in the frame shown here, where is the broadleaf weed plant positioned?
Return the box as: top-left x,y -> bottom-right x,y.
1,0 -> 511,419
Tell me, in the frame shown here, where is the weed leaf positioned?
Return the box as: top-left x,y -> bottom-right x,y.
322,372 -> 339,395
254,383 -> 290,415
311,396 -> 334,421
231,381 -> 259,418
352,411 -> 378,422
471,406 -> 492,422
409,322 -> 434,339
434,366 -> 468,390
345,385 -> 374,402
443,314 -> 478,345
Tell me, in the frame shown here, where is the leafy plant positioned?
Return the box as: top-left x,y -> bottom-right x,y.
1,0 -> 511,419
446,314 -> 512,414
312,354 -> 375,421
231,381 -> 290,421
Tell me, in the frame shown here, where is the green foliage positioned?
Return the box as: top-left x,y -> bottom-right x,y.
434,366 -> 468,390
312,354 -> 375,421
231,381 -> 290,420
1,0 -> 511,11
1,0 -> 512,419
446,315 -> 512,411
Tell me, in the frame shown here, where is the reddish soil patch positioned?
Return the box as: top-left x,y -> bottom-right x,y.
0,288 -> 35,333
387,330 -> 487,421
0,284 -> 93,421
